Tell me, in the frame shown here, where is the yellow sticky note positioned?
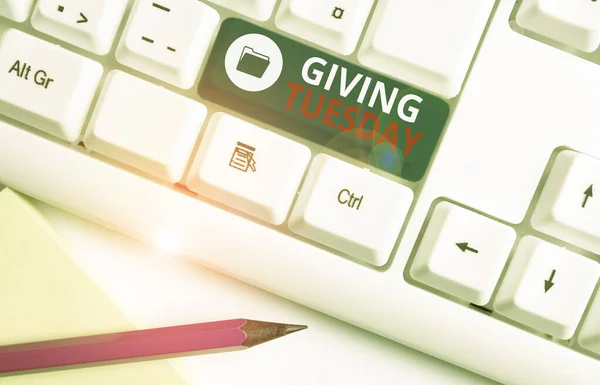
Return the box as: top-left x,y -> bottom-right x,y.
0,189 -> 188,385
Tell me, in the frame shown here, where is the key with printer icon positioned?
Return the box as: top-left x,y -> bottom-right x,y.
236,46 -> 270,78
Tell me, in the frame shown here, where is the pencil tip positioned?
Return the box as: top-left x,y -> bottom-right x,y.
241,320 -> 307,347
284,324 -> 307,335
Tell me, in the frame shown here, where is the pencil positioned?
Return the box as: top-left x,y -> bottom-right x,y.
0,318 -> 307,374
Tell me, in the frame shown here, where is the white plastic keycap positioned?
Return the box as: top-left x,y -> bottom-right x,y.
289,154 -> 413,267
186,112 -> 310,225
358,0 -> 494,98
205,0 -> 276,21
410,202 -> 516,305
579,290 -> 600,355
32,0 -> 129,55
517,0 -> 600,53
0,29 -> 102,142
276,0 -> 374,55
116,0 -> 219,88
85,71 -> 207,183
532,151 -> 600,255
494,236 -> 600,340
0,0 -> 34,22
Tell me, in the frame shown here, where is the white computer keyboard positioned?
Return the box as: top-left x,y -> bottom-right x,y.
0,0 -> 599,384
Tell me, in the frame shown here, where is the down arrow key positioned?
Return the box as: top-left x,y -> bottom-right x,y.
544,269 -> 556,293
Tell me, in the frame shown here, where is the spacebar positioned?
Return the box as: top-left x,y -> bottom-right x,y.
0,121 -> 598,385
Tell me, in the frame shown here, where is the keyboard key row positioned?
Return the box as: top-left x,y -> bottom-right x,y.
17,0 -> 219,88
185,117 -> 412,266
0,26 -> 412,266
275,0 -> 494,97
0,0 -> 494,97
412,200 -> 600,342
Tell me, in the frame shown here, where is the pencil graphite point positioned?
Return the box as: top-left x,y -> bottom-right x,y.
284,324 -> 307,335
241,320 -> 307,347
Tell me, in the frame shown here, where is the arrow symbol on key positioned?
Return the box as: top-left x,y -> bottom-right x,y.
544,269 -> 556,293
456,242 -> 479,254
582,184 -> 593,208
77,12 -> 88,23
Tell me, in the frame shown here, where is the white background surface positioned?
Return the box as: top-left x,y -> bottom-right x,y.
27,197 -> 495,385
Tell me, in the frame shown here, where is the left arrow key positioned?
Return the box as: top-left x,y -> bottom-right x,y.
411,202 -> 516,306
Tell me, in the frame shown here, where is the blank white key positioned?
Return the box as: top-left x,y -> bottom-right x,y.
494,236 -> 600,340
289,154 -> 413,267
275,0 -> 374,55
0,29 -> 102,142
116,0 -> 219,88
205,0 -> 276,21
358,0 -> 494,98
532,151 -> 600,255
517,0 -> 600,53
186,113 -> 310,225
0,0 -> 34,22
579,291 -> 600,355
85,71 -> 207,182
410,202 -> 516,305
32,0 -> 129,55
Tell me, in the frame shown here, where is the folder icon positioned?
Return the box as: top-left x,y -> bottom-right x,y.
237,46 -> 270,78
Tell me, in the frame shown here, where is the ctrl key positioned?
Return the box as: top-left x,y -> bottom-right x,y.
289,154 -> 413,266
0,29 -> 102,142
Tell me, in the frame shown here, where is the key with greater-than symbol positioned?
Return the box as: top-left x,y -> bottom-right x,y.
32,0 -> 129,55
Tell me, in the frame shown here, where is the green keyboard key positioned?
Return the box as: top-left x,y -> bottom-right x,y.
198,18 -> 450,182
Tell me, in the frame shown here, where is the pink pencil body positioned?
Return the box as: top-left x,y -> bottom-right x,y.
0,319 -> 248,373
